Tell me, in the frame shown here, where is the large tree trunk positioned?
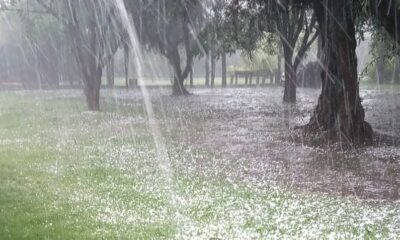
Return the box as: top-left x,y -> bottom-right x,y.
283,44 -> 296,103
317,34 -> 323,61
306,0 -> 372,145
221,50 -> 227,87
283,64 -> 296,103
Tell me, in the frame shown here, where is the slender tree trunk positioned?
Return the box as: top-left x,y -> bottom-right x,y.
283,45 -> 296,103
306,0 -> 372,145
107,56 -> 115,88
173,74 -> 189,95
315,34 -> 323,88
169,48 -> 189,95
395,56 -> 400,83
124,43 -> 129,88
190,67 -> 194,87
211,49 -> 216,88
391,56 -> 399,84
221,50 -> 227,87
205,53 -> 210,87
68,22 -> 103,111
376,55 -> 384,86
276,45 -> 283,85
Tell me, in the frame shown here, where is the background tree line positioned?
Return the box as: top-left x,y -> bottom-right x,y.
1,0 -> 400,145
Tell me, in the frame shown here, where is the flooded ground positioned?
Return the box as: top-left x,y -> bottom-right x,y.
107,86 -> 400,201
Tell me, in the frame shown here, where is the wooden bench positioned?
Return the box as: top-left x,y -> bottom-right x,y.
230,69 -> 276,86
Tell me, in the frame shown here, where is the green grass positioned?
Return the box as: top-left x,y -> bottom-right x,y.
0,91 -> 399,239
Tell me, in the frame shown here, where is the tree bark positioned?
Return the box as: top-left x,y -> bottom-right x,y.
376,54 -> 384,86
124,43 -> 129,88
210,49 -> 216,88
68,22 -> 103,111
173,75 -> 189,95
84,69 -> 102,111
189,67 -> 194,87
315,34 -> 323,88
306,0 -> 373,145
276,44 -> 283,85
282,44 -> 296,103
106,56 -> 115,88
221,50 -> 227,87
40,0 -> 121,111
168,48 -> 190,95
165,17 -> 192,96
205,52 -> 210,86
317,34 -> 323,60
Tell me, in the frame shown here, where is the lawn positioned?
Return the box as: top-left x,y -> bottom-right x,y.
0,90 -> 399,239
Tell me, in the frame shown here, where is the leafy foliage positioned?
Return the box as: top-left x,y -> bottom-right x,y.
124,0 -> 204,94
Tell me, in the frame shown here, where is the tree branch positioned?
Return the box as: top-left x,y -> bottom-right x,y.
294,28 -> 319,70
35,0 -> 69,25
370,0 -> 400,45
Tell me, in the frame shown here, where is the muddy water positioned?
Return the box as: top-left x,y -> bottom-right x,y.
112,87 -> 400,200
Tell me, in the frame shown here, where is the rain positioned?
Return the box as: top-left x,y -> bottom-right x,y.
0,0 -> 399,239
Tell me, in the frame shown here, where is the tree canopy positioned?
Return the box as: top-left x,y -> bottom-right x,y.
35,0 -> 126,110
124,0 -> 204,95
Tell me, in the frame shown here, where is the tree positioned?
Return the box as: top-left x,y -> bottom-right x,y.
241,37 -> 278,73
304,0 -> 373,144
276,4 -> 319,103
0,0 -> 81,89
304,0 -> 400,145
232,0 -> 318,102
204,1 -> 228,88
369,0 -> 400,45
196,0 -> 254,88
366,1 -> 400,85
210,0 -> 237,88
304,0 -> 400,144
250,1 -> 319,102
228,0 -> 400,145
36,0 -> 125,111
367,30 -> 400,85
124,0 -> 204,95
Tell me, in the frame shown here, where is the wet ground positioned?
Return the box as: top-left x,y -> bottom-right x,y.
107,87 -> 400,201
